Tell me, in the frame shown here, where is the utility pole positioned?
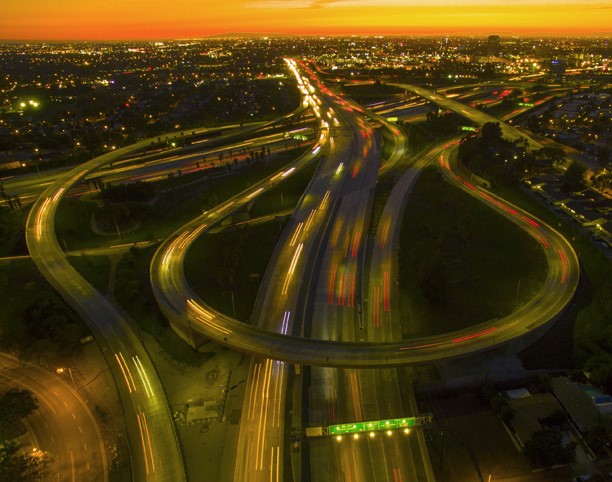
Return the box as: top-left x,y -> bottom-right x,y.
224,291 -> 236,319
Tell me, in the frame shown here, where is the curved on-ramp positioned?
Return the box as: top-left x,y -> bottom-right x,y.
25,134 -> 197,482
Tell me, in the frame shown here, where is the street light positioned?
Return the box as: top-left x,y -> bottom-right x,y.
223,291 -> 236,319
56,367 -> 76,389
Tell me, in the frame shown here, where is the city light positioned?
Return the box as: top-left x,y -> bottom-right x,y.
0,15 -> 600,482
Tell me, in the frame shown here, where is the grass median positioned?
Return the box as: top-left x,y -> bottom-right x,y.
398,166 -> 548,338
184,222 -> 285,323
68,255 -> 111,294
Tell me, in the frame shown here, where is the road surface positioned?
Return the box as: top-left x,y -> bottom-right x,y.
0,353 -> 108,482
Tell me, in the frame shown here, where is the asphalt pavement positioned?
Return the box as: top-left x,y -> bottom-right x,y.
0,353 -> 107,482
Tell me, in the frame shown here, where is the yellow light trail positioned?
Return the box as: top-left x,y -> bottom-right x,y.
281,243 -> 304,295
132,356 -> 154,399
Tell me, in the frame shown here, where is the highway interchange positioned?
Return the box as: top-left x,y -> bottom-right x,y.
150,67 -> 579,369
18,58 -> 580,481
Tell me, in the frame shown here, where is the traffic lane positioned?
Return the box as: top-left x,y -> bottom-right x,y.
27,229 -> 184,481
0,354 -> 107,482
366,144 -> 446,339
90,130 -> 300,185
308,109 -> 393,480
349,131 -> 432,477
9,119 -> 307,202
232,63 -> 340,482
231,155 -> 337,482
233,357 -> 287,482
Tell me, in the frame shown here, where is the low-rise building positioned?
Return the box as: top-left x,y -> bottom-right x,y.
563,201 -> 607,227
550,377 -> 612,433
536,183 -> 571,205
508,391 -> 565,446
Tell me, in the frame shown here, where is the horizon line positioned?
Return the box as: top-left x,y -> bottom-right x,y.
0,32 -> 610,42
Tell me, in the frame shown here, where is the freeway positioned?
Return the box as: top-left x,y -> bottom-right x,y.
306,87 -> 406,481
307,111 -> 443,482
149,82 -> 579,367
389,82 -> 545,150
2,122 -> 313,205
232,59 -> 357,482
352,142 -> 458,482
0,353 -> 108,482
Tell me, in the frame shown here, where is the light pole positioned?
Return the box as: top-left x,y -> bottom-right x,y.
34,149 -> 41,176
57,367 -> 76,389
224,291 -> 236,319
68,367 -> 76,389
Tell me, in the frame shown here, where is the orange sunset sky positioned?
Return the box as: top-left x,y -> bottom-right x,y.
0,0 -> 610,40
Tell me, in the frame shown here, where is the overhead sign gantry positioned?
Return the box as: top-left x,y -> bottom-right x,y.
305,414 -> 433,437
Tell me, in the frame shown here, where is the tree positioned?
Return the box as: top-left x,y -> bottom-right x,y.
523,429 -> 576,468
0,389 -> 39,429
490,394 -> 514,423
596,146 -> 609,164
563,161 -> 587,192
481,122 -> 503,144
587,474 -> 612,482
586,424 -> 610,458
0,441 -> 49,481
536,147 -> 566,169
21,298 -> 84,359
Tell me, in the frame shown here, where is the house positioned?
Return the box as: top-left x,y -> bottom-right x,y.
563,201 -> 607,227
550,377 -> 612,433
536,183 -> 571,205
509,391 -> 565,445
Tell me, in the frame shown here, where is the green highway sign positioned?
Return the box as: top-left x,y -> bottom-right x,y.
386,117 -> 399,122
460,126 -> 477,132
398,418 -> 416,427
518,102 -> 534,107
364,421 -> 379,431
329,417 -> 417,435
329,423 -> 364,435
379,419 -> 398,429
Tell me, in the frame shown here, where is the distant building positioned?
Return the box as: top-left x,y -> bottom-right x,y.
486,35 -> 501,56
535,44 -> 550,59
549,59 -> 567,77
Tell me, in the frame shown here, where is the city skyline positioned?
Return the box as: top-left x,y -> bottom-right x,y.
1,0 -> 610,40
